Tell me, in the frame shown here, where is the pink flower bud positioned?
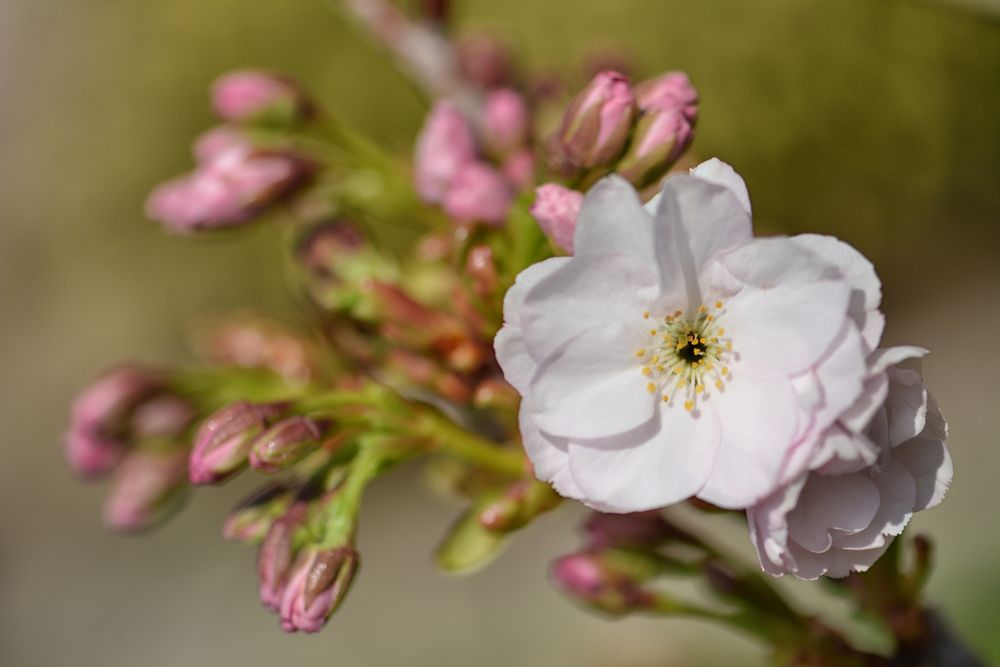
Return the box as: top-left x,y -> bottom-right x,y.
616,107 -> 694,188
279,546 -> 360,633
583,511 -> 679,549
189,401 -> 284,485
413,101 -> 476,204
633,71 -> 698,121
66,366 -> 162,478
530,183 -> 583,253
130,395 -> 195,440
483,88 -> 529,155
551,551 -> 653,615
554,70 -> 636,170
211,70 -> 313,125
223,482 -> 293,543
258,502 -> 309,610
501,148 -> 536,192
249,416 -> 324,474
456,34 -> 514,89
102,450 -> 188,532
442,161 -> 513,225
192,126 -> 248,163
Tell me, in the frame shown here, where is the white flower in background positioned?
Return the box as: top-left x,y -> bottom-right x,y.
495,158 -> 880,511
747,362 -> 951,579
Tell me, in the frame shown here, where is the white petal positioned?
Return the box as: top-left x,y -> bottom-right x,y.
530,323 -> 655,439
834,461 -> 916,551
868,346 -> 928,375
518,403 -> 584,499
885,368 -> 928,447
574,175 -> 657,261
811,426 -> 880,475
806,322 -> 869,436
824,543 -> 891,578
839,372 -> 889,434
747,476 -> 807,576
696,372 -> 802,509
786,472 -> 880,553
689,158 -> 752,216
893,436 -> 952,511
787,543 -> 833,580
566,405 -> 721,512
791,234 -> 883,351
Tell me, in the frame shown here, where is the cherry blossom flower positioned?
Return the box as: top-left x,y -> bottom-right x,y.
495,158 -> 879,511
747,361 -> 951,579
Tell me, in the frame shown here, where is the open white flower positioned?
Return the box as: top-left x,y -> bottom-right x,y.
495,159 -> 879,511
747,362 -> 951,579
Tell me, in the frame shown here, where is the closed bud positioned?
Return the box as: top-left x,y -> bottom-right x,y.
189,401 -> 284,485
249,416 -> 324,474
483,88 -> 529,156
633,71 -> 698,120
223,482 -> 293,543
211,70 -> 313,125
102,450 -> 188,533
553,70 -> 636,171
501,147 -> 536,192
258,502 -> 309,610
192,126 -> 248,163
616,106 -> 694,188
583,511 -> 679,550
442,161 -> 513,226
130,395 -> 195,440
530,183 -> 583,254
279,546 -> 360,633
66,366 -> 163,478
436,499 -> 510,573
551,551 -> 653,615
456,34 -> 514,89
477,480 -> 560,532
414,101 -> 477,204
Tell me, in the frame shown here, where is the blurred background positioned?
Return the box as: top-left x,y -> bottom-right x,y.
1,0 -> 999,665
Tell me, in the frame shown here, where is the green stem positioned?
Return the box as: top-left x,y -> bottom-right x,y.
413,408 -> 525,477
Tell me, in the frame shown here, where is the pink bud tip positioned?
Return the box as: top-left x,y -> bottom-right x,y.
483,88 -> 529,155
211,70 -> 312,124
634,71 -> 698,121
530,183 -> 583,253
442,162 -> 513,226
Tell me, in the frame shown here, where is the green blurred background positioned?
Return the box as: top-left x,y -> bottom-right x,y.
1,0 -> 999,665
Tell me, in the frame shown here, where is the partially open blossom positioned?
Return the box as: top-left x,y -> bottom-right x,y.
211,70 -> 312,125
748,364 -> 951,579
279,546 -> 360,633
189,401 -> 284,485
102,450 -> 188,532
617,107 -> 694,188
413,100 -> 476,203
495,158 -> 877,512
66,366 -> 162,478
530,183 -> 583,253
634,71 -> 698,121
249,416 -> 324,473
552,70 -> 636,171
442,161 -> 513,225
146,145 -> 313,234
483,88 -> 529,155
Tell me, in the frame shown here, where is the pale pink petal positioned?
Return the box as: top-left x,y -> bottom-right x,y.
689,158 -> 751,216
885,368 -> 928,447
893,436 -> 952,511
786,473 -> 880,552
573,176 -> 658,262
834,461 -> 915,550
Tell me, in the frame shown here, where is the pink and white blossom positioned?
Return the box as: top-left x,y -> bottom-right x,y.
495,158 -> 879,511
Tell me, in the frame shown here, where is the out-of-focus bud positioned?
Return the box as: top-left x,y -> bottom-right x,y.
551,551 -> 654,615
443,161 -> 513,226
472,377 -> 520,413
483,88 -> 529,156
418,0 -> 450,27
501,147 -> 536,192
146,146 -> 313,234
258,502 -> 309,610
200,316 -> 318,386
102,450 -> 188,532
616,107 -> 694,188
552,71 -> 636,171
279,546 -> 360,633
436,500 -> 510,573
211,70 -> 313,125
414,101 -> 476,204
465,245 -> 498,296
66,366 -> 162,478
477,480 -> 560,532
249,416 -> 324,474
583,511 -> 687,550
223,482 -> 294,543
192,126 -> 247,163
297,219 -> 367,277
456,34 -> 514,89
530,183 -> 583,254
189,401 -> 284,485
633,71 -> 698,121
130,395 -> 195,440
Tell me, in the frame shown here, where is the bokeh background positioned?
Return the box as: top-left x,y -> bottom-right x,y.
2,0 -> 999,665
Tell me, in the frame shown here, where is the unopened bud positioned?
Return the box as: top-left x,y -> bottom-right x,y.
531,183 -> 583,254
583,511 -> 679,549
192,126 -> 248,163
456,34 -> 514,89
617,106 -> 694,188
553,71 -> 636,171
279,546 -> 360,633
472,377 -> 520,412
436,501 -> 510,573
249,416 -> 324,473
258,502 -> 309,610
477,479 -> 560,532
102,450 -> 188,532
442,161 -> 513,226
501,148 -> 536,191
414,101 -> 477,204
223,482 -> 294,543
211,70 -> 313,125
633,71 -> 698,120
484,88 -> 529,155
189,401 -> 284,485
551,551 -> 653,615
130,395 -> 195,440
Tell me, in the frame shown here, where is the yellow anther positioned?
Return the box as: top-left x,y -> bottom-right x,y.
684,400 -> 694,412
699,338 -> 707,344
698,304 -> 708,313
643,310 -> 650,319
641,366 -> 652,376
715,380 -> 724,390
710,337 -> 718,343
649,329 -> 657,336
715,300 -> 723,309
662,393 -> 670,402
717,328 -> 725,336
635,348 -> 646,358
706,315 -> 714,321
722,366 -> 729,375
726,341 -> 733,351
657,365 -> 665,372
695,384 -> 704,394
678,378 -> 688,388
646,382 -> 656,393
673,366 -> 682,375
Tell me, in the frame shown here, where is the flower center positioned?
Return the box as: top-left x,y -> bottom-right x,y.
635,301 -> 734,413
